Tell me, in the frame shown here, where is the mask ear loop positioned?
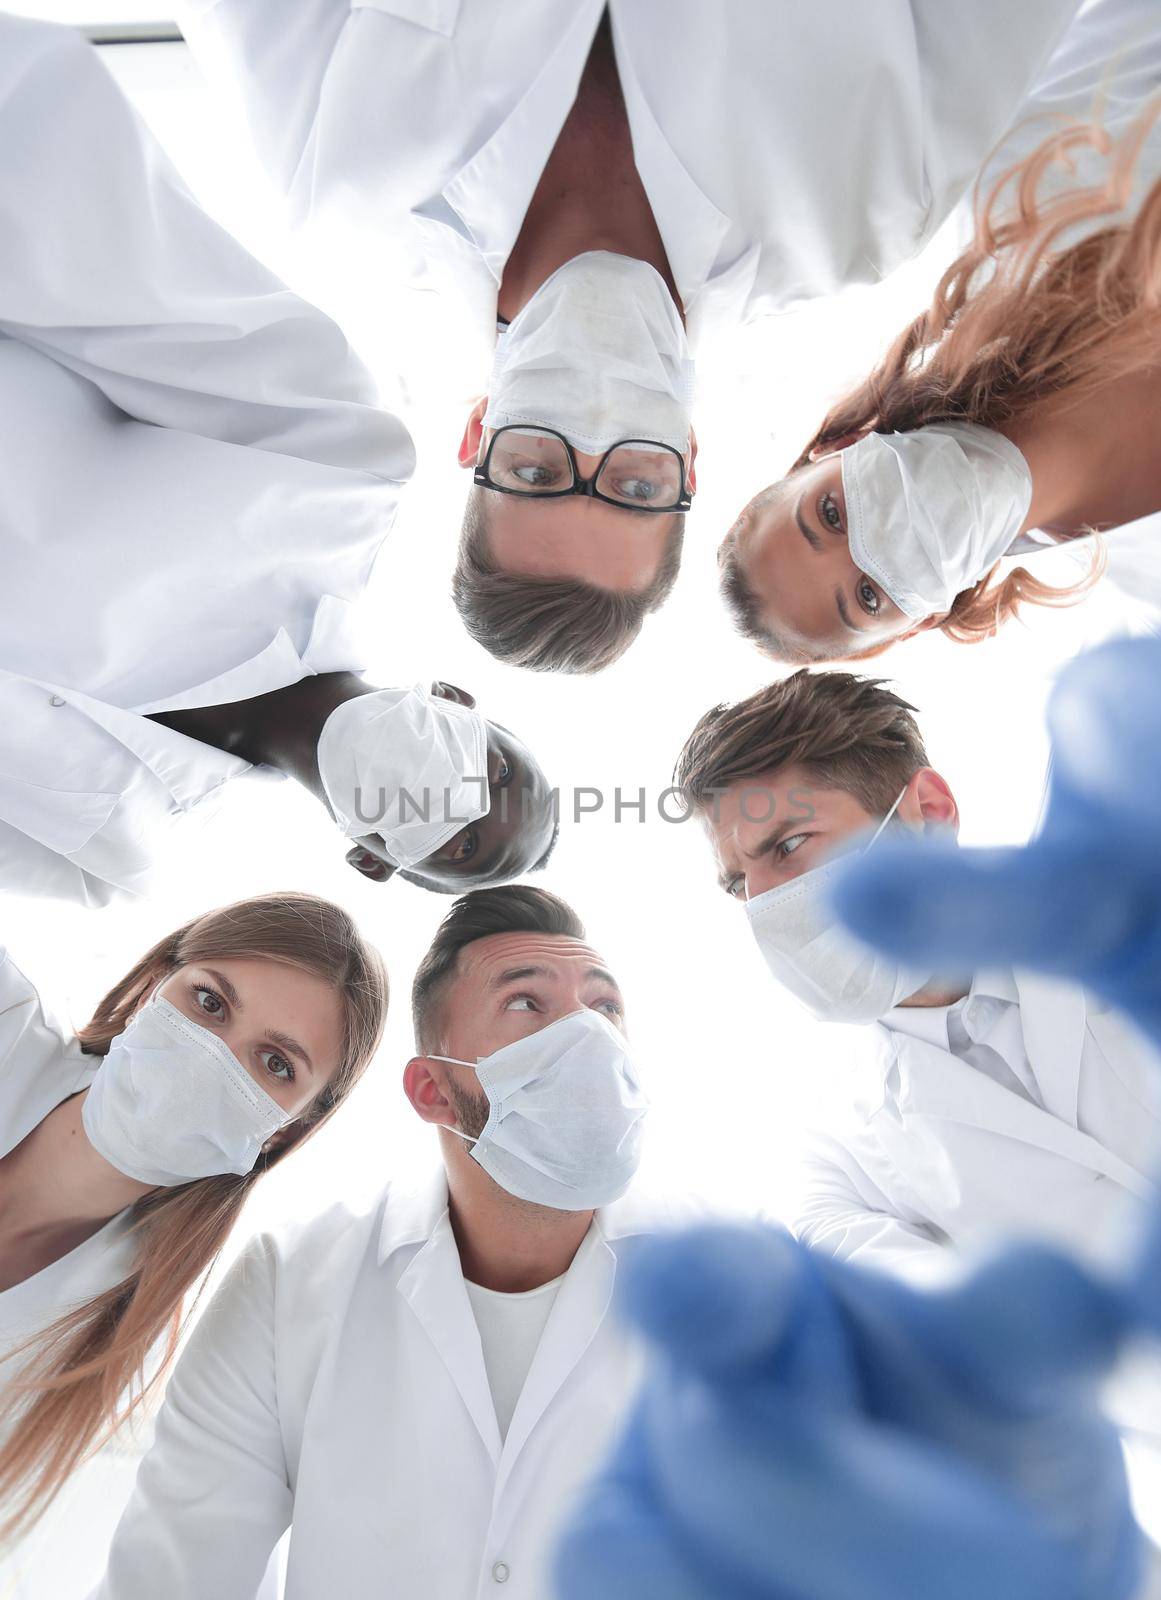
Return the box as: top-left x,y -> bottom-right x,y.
424,1054 -> 482,1145
865,785 -> 909,852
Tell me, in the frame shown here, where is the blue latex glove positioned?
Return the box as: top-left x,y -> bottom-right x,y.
556,1223 -> 1154,1600
831,637 -> 1161,1048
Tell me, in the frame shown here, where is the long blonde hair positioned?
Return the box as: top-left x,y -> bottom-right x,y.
798,97 -> 1161,645
0,893 -> 388,1540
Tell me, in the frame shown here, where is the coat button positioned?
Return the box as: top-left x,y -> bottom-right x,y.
491,1561 -> 510,1583
49,695 -> 66,707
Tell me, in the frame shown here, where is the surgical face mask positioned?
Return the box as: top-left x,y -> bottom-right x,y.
431,1008 -> 648,1211
82,994 -> 292,1186
841,422 -> 1033,620
483,251 -> 694,457
317,685 -> 490,868
745,790 -> 932,1023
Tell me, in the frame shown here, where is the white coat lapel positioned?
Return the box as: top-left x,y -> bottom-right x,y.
494,1223 -> 615,1493
1014,972 -> 1085,1128
396,1211 -> 502,1466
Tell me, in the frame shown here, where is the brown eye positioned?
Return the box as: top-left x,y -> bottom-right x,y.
447,828 -> 477,864
857,578 -> 881,616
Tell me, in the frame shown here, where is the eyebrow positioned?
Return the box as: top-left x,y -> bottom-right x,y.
267,1029 -> 316,1075
715,821 -> 804,892
794,494 -> 823,552
490,964 -> 623,997
203,968 -> 315,1074
835,588 -> 864,634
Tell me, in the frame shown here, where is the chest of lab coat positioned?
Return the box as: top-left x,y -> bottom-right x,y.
797,973 -> 1159,1281
179,0 -> 1081,357
97,1177 -> 679,1600
0,16 -> 414,906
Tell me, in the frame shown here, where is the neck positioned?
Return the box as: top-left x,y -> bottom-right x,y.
148,671 -> 375,805
443,1144 -> 592,1293
497,13 -> 680,322
1001,368 -> 1161,537
0,1090 -> 154,1291
897,977 -> 973,1010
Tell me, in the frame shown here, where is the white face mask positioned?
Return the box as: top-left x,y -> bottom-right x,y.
483,251 -> 694,457
316,684 -> 491,868
431,1008 -> 648,1211
82,995 -> 292,1186
744,790 -> 932,1024
841,422 -> 1033,620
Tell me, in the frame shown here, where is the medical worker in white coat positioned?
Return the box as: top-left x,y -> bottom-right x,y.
176,0 -> 1084,674
671,667 -> 1159,1283
0,13 -> 555,904
719,0 -> 1161,664
0,895 -> 387,1596
94,885 -> 674,1600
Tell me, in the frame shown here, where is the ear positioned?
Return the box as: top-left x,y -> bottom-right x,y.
260,1121 -> 302,1160
458,397 -> 488,469
807,431 -> 864,462
345,843 -> 398,884
686,429 -> 699,495
902,767 -> 960,837
430,680 -> 477,710
899,614 -> 943,640
403,1056 -> 458,1127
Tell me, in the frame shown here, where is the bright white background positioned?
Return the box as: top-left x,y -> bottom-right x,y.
5,11 -> 1161,1596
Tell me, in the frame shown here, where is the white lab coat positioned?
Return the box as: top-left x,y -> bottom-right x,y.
0,945 -> 144,1600
0,16 -> 414,907
796,970 -> 1159,1285
93,1173 -> 683,1600
177,0 -> 1082,361
972,0 -> 1161,611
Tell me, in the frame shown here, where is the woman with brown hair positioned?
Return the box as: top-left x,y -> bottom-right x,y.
0,892 -> 388,1545
718,0 -> 1161,664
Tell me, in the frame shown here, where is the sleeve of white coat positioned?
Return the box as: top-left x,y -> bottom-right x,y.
910,0 -> 1084,235
175,0 -> 351,203
794,1135 -> 956,1290
974,0 -> 1161,199
93,1237 -> 291,1600
0,13 -> 412,482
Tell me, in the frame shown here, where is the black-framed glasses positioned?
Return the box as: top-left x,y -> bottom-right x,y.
474,426 -> 692,513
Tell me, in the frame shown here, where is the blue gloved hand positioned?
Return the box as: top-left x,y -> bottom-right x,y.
556,1223 -> 1151,1600
831,637 -> 1161,1049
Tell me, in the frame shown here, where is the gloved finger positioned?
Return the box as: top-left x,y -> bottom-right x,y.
828,836 -> 1148,980
619,1226 -> 858,1403
556,1396 -> 779,1600
639,1370 -> 1109,1600
1047,639 -> 1161,828
813,1246 -> 1131,1418
555,1475 -> 775,1600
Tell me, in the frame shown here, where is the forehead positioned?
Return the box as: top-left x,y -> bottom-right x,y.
703,767 -> 858,850
455,932 -> 612,984
487,496 -> 667,591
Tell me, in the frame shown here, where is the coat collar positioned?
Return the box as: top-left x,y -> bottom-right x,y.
376,1165 -> 671,1266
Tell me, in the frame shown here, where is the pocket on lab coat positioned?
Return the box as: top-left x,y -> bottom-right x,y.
0,771 -> 120,857
351,0 -> 461,38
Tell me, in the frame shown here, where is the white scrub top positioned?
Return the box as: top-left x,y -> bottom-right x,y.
177,0 -> 1081,359
796,969 -> 1160,1284
0,16 -> 415,907
93,1174 -> 689,1600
